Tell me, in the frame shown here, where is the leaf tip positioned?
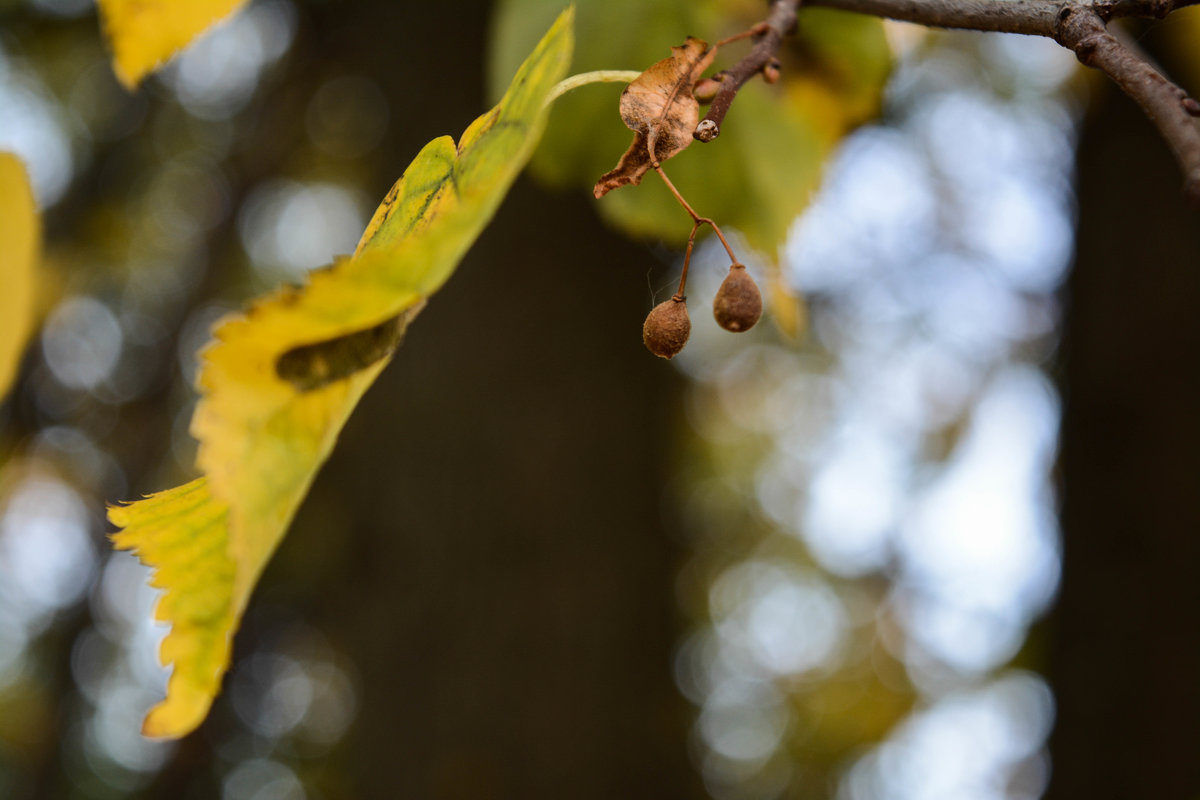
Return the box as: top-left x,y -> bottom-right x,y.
141,697 -> 207,739
107,501 -> 139,550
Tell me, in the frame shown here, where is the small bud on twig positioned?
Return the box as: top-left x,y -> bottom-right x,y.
694,119 -> 719,142
763,58 -> 782,84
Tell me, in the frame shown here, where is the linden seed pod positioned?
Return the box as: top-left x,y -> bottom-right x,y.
643,297 -> 691,359
713,264 -> 763,332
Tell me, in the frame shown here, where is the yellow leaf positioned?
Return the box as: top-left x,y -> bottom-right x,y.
0,154 -> 39,404
765,262 -> 806,340
108,8 -> 574,738
97,0 -> 250,88
109,479 -> 234,737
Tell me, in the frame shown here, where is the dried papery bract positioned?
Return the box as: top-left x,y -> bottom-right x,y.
643,296 -> 691,358
594,37 -> 715,197
713,264 -> 762,332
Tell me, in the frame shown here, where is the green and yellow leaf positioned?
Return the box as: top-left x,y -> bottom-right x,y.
0,154 -> 39,404
109,479 -> 233,737
98,0 -> 250,88
109,8 -> 573,738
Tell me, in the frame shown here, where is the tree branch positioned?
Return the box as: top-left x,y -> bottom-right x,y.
702,0 -> 1200,200
1055,7 -> 1200,200
804,0 -> 1198,32
694,0 -> 799,142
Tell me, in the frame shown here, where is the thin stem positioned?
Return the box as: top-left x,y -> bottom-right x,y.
649,160 -> 698,218
545,70 -> 642,106
675,222 -> 702,298
704,221 -> 740,265
650,162 -> 741,264
714,22 -> 771,49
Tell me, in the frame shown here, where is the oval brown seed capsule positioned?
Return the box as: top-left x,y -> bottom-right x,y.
643,296 -> 691,359
713,264 -> 763,332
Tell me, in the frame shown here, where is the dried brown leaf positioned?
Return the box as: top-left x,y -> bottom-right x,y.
594,37 -> 715,198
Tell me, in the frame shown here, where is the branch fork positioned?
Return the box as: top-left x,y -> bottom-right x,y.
693,0 -> 1200,200
1054,4 -> 1200,200
794,0 -> 1200,201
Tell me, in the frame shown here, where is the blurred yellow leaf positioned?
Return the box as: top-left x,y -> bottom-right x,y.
109,479 -> 233,737
98,0 -> 249,88
766,261 -> 806,339
109,8 -> 573,738
0,154 -> 38,404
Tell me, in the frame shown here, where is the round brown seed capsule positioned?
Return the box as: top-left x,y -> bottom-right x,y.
643,296 -> 691,359
713,264 -> 763,332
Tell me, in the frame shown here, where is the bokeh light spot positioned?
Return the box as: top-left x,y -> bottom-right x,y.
42,296 -> 125,391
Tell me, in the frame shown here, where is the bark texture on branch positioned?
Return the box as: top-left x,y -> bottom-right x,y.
808,0 -> 1059,33
806,0 -> 1197,33
1054,5 -> 1200,199
694,0 -> 798,141
707,0 -> 1200,200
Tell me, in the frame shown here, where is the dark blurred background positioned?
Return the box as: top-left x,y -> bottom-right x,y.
0,1 -> 1197,798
